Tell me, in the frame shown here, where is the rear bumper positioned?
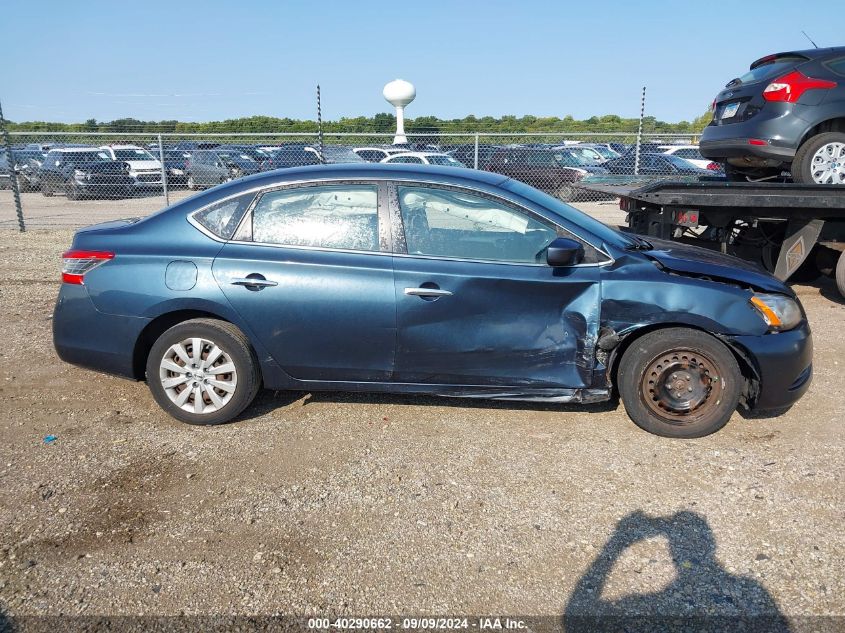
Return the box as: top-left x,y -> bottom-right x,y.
699,104 -> 812,163
53,284 -> 150,380
728,321 -> 813,410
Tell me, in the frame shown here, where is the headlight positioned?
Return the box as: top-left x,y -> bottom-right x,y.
749,293 -> 802,331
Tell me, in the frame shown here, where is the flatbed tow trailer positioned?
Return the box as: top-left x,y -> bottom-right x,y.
581,180 -> 845,299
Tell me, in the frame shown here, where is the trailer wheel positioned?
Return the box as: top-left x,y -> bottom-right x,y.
836,250 -> 845,299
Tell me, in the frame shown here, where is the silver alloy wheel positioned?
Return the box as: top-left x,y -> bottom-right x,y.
810,142 -> 845,184
158,337 -> 238,414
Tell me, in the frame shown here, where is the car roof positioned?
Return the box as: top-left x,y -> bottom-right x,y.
51,147 -> 103,153
388,151 -> 453,158
751,46 -> 845,67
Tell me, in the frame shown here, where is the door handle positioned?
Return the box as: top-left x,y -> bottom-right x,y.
231,277 -> 278,288
404,287 -> 453,298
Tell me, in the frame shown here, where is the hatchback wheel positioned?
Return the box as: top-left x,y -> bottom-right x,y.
792,132 -> 845,185
618,328 -> 741,438
146,319 -> 261,425
41,181 -> 53,197
556,184 -> 575,202
836,251 -> 845,300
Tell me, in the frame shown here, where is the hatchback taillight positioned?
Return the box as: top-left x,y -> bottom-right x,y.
61,250 -> 114,284
763,70 -> 837,103
706,162 -> 722,171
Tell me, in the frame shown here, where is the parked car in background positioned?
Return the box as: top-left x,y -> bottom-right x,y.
700,46 -> 845,183
215,145 -> 273,170
160,149 -> 192,186
14,149 -> 49,191
38,148 -> 133,199
659,145 -> 721,170
353,146 -> 408,162
52,163 -> 812,438
448,144 -> 500,168
304,145 -> 366,164
186,149 -> 261,190
263,144 -> 321,169
575,143 -> 622,161
550,148 -> 610,175
485,147 -> 588,200
380,152 -> 466,167
99,145 -> 164,190
0,150 -> 48,191
603,153 -> 712,176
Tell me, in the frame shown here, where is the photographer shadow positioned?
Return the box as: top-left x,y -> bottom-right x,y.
562,510 -> 790,633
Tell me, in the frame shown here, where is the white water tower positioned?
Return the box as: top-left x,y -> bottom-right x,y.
383,79 -> 416,144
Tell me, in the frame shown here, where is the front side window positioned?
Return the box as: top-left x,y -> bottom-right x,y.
251,185 -> 379,251
193,194 -> 254,239
398,186 -> 558,263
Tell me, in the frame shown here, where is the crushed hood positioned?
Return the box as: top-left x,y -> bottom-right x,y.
642,237 -> 791,294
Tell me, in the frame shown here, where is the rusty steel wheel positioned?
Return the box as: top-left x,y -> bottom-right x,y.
619,328 -> 742,438
640,349 -> 722,425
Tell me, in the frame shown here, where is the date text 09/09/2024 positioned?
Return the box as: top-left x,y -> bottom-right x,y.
307,616 -> 528,630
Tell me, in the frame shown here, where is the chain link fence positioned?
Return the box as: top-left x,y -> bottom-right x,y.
0,131 -> 714,229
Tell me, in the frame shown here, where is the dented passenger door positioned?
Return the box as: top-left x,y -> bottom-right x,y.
390,183 -> 601,388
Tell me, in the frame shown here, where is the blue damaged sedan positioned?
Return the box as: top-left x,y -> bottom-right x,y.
53,164 -> 812,438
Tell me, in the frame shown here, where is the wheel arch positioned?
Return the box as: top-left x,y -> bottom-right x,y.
798,116 -> 845,148
606,323 -> 759,407
132,309 -> 234,380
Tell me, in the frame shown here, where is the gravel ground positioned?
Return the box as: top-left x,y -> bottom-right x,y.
0,205 -> 843,627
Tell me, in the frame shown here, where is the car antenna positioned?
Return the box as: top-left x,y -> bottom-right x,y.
801,30 -> 819,49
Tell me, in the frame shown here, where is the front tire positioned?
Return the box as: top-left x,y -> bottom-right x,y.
556,183 -> 576,202
836,250 -> 845,300
792,132 -> 845,185
146,318 -> 261,425
618,328 -> 742,438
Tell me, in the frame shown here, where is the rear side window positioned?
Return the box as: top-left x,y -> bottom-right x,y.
250,185 -> 379,251
193,194 -> 254,239
824,57 -> 845,77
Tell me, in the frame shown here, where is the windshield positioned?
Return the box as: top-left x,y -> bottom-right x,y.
317,146 -> 366,163
588,146 -> 619,159
217,152 -> 257,164
503,179 -> 634,250
63,151 -> 112,163
553,150 -> 588,167
113,148 -> 156,161
660,154 -> 700,169
426,155 -> 463,167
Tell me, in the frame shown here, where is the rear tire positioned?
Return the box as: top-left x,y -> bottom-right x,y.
618,328 -> 741,438
65,180 -> 81,200
836,250 -> 845,300
41,180 -> 53,197
146,318 -> 261,425
792,132 -> 845,185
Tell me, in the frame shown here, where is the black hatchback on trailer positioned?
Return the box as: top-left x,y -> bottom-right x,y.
700,46 -> 845,184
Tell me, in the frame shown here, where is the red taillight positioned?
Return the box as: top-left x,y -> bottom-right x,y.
706,162 -> 722,171
762,70 -> 837,103
61,250 -> 114,285
748,139 -> 769,146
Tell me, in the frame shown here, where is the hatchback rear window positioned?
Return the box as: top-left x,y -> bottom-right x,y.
734,55 -> 808,85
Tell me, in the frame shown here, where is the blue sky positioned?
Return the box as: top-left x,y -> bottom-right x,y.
1,0 -> 840,124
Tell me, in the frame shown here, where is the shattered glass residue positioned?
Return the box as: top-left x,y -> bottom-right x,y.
252,185 -> 379,251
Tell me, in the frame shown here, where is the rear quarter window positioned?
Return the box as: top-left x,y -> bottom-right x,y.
192,194 -> 254,239
823,57 -> 845,77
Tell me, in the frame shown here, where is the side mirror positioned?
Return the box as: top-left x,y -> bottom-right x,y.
546,237 -> 585,267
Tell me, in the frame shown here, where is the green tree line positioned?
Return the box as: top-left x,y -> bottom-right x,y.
6,111 -> 713,134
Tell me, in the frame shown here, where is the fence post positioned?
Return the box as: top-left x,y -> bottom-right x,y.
473,133 -> 479,170
157,134 -> 169,206
0,98 -> 25,232
634,86 -> 646,176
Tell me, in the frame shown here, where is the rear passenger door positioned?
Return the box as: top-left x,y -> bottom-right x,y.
212,181 -> 397,382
